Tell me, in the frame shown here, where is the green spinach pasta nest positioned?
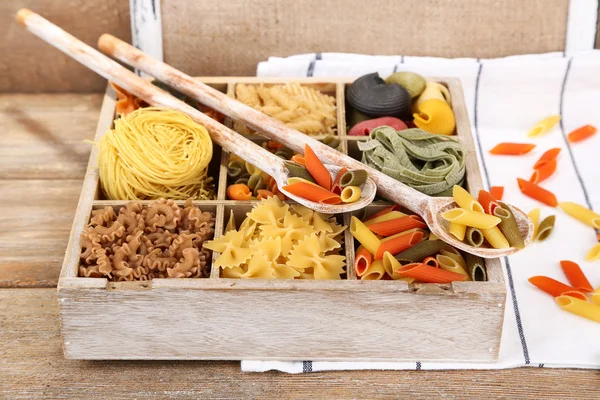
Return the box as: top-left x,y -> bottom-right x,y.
358,127 -> 466,196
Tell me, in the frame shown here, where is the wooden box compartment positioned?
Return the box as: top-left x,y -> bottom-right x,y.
58,77 -> 506,361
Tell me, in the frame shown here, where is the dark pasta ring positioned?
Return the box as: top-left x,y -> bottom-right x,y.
346,73 -> 412,119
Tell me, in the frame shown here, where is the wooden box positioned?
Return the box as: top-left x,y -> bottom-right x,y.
58,77 -> 506,361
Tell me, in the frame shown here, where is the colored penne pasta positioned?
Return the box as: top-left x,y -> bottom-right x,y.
361,259 -> 386,280
354,245 -> 373,277
303,144 -> 331,190
465,227 -> 484,247
528,276 -> 579,298
396,263 -> 467,284
422,256 -> 438,268
439,247 -> 467,269
364,204 -> 402,221
558,202 -> 600,229
374,230 -> 424,259
341,186 -> 362,203
481,226 -> 510,249
528,208 -> 541,241
567,124 -> 597,143
367,215 -> 427,237
555,295 -> 600,323
286,177 -> 320,186
448,222 -> 467,240
465,253 -> 487,282
559,290 -> 588,301
290,154 -> 306,166
489,143 -> 536,155
227,183 -> 252,200
350,216 -> 382,255
560,260 -> 593,292
441,208 -> 501,229
490,186 -> 504,201
478,189 -> 500,215
381,251 -> 414,282
533,148 -> 561,169
592,288 -> 600,306
527,115 -> 561,137
364,210 -> 408,226
495,203 -> 525,249
436,254 -> 470,279
453,185 -> 485,213
586,243 -> 600,262
339,170 -> 368,187
517,178 -> 558,207
282,182 -> 343,204
331,167 -> 349,195
284,161 -> 316,183
394,240 -> 447,264
536,215 -> 555,241
529,158 -> 557,184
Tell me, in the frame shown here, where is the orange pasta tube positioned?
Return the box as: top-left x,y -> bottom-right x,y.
331,167 -> 349,195
367,215 -> 427,237
478,190 -> 500,215
354,246 -> 373,277
533,147 -> 561,169
568,124 -> 597,143
290,154 -> 306,166
374,230 -> 423,259
227,183 -> 252,200
560,260 -> 593,292
365,205 -> 402,221
490,186 -> 504,201
528,276 -> 579,297
304,144 -> 331,190
559,290 -> 588,301
529,158 -> 557,184
489,143 -> 536,155
283,182 -> 342,204
422,256 -> 438,268
267,140 -> 284,149
396,263 -> 467,284
517,178 -> 558,207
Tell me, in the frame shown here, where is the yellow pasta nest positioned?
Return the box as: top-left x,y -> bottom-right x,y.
413,99 -> 456,136
234,83 -> 337,135
203,197 -> 347,279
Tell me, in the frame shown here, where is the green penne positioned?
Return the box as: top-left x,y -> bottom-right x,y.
496,202 -> 525,249
227,159 -> 245,178
465,227 -> 484,247
339,170 -> 368,187
283,161 -> 315,183
394,240 -> 447,264
536,215 -> 556,242
465,253 -> 487,282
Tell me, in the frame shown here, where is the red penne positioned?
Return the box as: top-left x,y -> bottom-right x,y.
559,290 -> 588,301
374,231 -> 423,260
354,247 -> 373,277
282,182 -> 342,204
290,154 -> 306,166
489,143 -> 536,155
560,260 -> 593,292
533,148 -> 561,169
304,144 -> 331,190
365,204 -> 402,221
422,256 -> 439,268
396,263 -> 467,284
528,276 -> 578,297
529,158 -> 557,184
367,215 -> 427,237
568,125 -> 597,143
478,190 -> 500,215
517,178 -> 558,207
331,167 -> 349,196
490,186 -> 504,201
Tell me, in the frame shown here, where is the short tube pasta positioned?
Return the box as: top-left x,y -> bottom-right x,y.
489,143 -> 536,155
478,189 -> 500,215
381,251 -> 413,282
339,170 -> 368,187
465,227 -> 484,247
592,289 -> 600,306
530,158 -> 557,184
490,186 -> 504,201
536,215 -> 556,241
361,259 -> 386,280
439,248 -> 467,269
354,245 -> 373,277
528,276 -> 579,297
396,263 -> 467,284
527,115 -> 561,137
367,215 -> 427,237
304,144 -> 332,190
495,203 -> 525,249
465,253 -> 487,282
436,254 -> 470,279
481,226 -> 510,249
448,222 -> 467,240
533,148 -> 561,169
558,202 -> 600,229
441,208 -> 501,229
350,216 -> 382,255
374,230 -> 424,259
528,208 -> 541,241
341,186 -> 362,203
394,240 -> 447,264
517,178 -> 558,207
586,243 -> 600,262
364,210 -> 408,225
453,185 -> 485,213
567,124 -> 597,143
560,260 -> 593,292
555,295 -> 600,323
283,181 -> 343,204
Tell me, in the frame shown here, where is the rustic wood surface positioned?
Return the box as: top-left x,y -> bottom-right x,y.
1,91 -> 599,399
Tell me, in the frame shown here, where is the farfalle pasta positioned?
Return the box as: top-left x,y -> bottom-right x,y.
79,199 -> 215,281
203,197 -> 346,279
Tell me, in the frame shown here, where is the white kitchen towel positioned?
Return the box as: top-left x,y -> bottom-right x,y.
242,51 -> 600,373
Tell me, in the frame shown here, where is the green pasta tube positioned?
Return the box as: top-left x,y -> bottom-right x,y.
465,227 -> 484,247
283,161 -> 316,183
322,134 -> 340,149
465,253 -> 487,282
227,159 -> 245,178
394,240 -> 447,264
495,202 -> 525,249
339,170 -> 368,187
536,215 -> 556,242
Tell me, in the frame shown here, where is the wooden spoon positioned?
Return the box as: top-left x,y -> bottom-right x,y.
96,33 -> 535,258
15,9 -> 375,214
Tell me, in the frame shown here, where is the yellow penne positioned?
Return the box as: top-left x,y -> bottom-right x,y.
442,208 -> 501,229
361,259 -> 386,280
555,295 -> 600,323
592,288 -> 600,306
448,222 -> 466,240
340,186 -> 362,203
482,226 -> 510,249
559,202 -> 600,229
364,211 -> 408,225
452,186 -> 484,212
436,255 -> 471,280
439,248 -> 467,269
586,243 -> 600,262
527,115 -> 561,137
350,216 -> 381,255
381,228 -> 428,243
428,232 -> 439,241
382,251 -> 415,282
286,177 -> 321,187
528,208 -> 541,241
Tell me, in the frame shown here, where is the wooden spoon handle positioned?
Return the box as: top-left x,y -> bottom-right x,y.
16,9 -> 283,179
97,34 -> 431,213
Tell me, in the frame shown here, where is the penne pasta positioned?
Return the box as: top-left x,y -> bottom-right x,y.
396,263 -> 467,284
422,256 -> 438,268
364,210 -> 408,226
558,290 -> 588,301
465,253 -> 487,282
436,254 -> 470,279
350,216 -> 382,255
453,185 -> 485,213
558,202 -> 600,229
528,208 -> 541,241
439,247 -> 467,269
482,226 -> 510,249
441,208 -> 501,229
382,251 -> 414,282
528,276 -> 578,298
284,161 -> 316,183
536,215 -> 555,241
364,204 -> 402,221
361,259 -> 386,280
394,240 -> 447,264
368,215 -> 427,237
354,245 -> 372,277
286,177 -> 321,186
428,232 -> 439,241
283,182 -> 343,204
478,189 -> 500,215
560,260 -> 593,292
290,154 -> 306,166
555,295 -> 600,323
592,288 -> 600,306
465,227 -> 484,247
517,178 -> 558,207
533,148 -> 561,169
490,186 -> 504,201
339,170 -> 368,187
586,243 -> 600,262
374,230 -> 424,259
495,203 -> 525,249
529,158 -> 557,184
567,124 -> 597,143
527,115 -> 561,137
303,144 -> 332,190
448,222 -> 467,240
331,167 -> 349,195
489,142 -> 536,155
340,186 -> 362,203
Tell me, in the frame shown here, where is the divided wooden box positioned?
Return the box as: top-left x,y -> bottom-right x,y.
58,77 -> 506,361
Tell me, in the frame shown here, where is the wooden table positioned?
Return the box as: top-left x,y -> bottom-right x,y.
1,93 -> 598,399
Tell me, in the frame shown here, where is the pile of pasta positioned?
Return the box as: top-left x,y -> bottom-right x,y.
234,83 -> 337,135
442,186 -> 525,249
79,199 -> 215,281
530,260 -> 600,323
351,205 -> 486,283
203,197 -> 346,279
